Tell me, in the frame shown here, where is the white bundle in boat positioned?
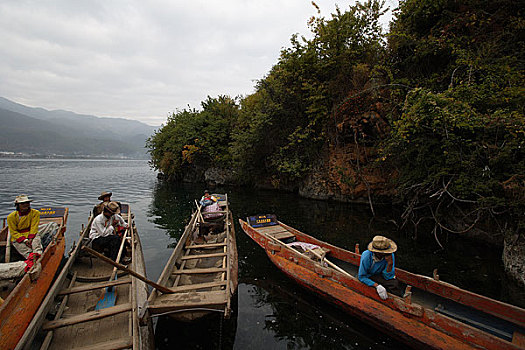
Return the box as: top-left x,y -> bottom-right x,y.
0,261 -> 26,282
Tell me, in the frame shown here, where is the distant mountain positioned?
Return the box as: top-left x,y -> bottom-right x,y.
0,97 -> 158,158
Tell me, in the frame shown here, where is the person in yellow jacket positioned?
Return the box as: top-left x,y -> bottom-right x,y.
7,194 -> 43,259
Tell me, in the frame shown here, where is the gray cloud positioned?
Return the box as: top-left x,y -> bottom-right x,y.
0,1 -> 395,126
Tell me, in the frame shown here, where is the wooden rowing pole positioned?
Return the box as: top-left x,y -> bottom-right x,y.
82,246 -> 174,294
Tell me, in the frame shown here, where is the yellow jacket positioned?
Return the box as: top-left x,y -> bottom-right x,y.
7,209 -> 40,243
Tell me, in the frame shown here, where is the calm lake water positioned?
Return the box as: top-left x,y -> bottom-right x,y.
0,159 -> 522,349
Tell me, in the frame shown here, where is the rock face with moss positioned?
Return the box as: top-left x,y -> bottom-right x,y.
147,0 -> 524,286
299,144 -> 395,203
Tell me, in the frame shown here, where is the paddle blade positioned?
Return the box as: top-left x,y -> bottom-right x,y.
95,286 -> 118,310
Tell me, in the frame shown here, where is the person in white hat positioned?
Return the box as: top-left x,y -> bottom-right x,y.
89,201 -> 129,262
358,235 -> 402,300
6,194 -> 43,259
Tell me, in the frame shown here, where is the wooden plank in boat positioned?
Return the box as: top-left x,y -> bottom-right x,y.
42,303 -> 132,331
181,252 -> 227,260
172,267 -> 227,275
170,281 -> 227,293
149,290 -> 227,310
69,337 -> 133,350
273,232 -> 295,240
186,242 -> 227,249
257,225 -> 289,235
58,279 -> 131,296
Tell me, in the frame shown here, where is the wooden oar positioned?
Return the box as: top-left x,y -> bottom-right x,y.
194,200 -> 204,223
5,229 -> 11,263
82,246 -> 173,294
306,248 -> 354,279
264,231 -> 355,280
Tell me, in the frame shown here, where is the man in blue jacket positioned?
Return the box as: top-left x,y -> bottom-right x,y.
358,235 -> 403,300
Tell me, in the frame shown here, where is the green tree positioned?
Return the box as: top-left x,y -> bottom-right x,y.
231,0 -> 388,183
147,96 -> 239,179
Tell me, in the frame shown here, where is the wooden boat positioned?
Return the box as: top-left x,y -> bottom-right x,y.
0,207 -> 68,350
15,204 -> 154,350
147,194 -> 238,322
240,214 -> 525,350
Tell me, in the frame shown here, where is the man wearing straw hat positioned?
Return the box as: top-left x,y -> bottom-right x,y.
358,235 -> 403,300
89,201 -> 128,261
92,191 -> 113,217
7,194 -> 43,259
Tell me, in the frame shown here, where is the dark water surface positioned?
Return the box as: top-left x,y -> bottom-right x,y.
0,159 -> 522,349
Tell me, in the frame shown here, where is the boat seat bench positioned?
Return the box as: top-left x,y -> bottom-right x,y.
170,280 -> 227,292
58,278 -> 131,295
172,267 -> 226,275
148,290 -> 228,315
273,232 -> 295,240
42,303 -> 132,331
68,337 -> 133,350
186,242 -> 227,249
181,252 -> 227,260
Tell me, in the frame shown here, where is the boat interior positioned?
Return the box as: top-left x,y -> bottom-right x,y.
33,204 -> 140,349
150,194 -> 233,320
249,219 -> 525,344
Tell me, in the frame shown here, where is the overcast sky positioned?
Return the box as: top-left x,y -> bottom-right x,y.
0,1 -> 396,126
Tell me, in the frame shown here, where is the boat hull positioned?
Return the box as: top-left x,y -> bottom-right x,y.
240,219 -> 525,350
270,252 -> 471,350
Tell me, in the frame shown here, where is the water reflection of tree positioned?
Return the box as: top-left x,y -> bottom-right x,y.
148,181 -> 203,240
247,277 -> 403,350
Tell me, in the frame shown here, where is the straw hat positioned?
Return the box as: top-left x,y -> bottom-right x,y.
98,191 -> 112,200
368,236 -> 397,254
104,201 -> 120,214
14,194 -> 33,204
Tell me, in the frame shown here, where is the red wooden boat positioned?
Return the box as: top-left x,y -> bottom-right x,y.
240,214 -> 525,350
0,207 -> 68,350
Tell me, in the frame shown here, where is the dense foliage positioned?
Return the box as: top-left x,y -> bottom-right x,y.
147,0 -> 524,239
384,0 -> 524,238
147,96 -> 239,177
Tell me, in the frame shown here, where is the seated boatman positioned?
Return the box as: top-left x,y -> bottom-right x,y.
92,191 -> 113,217
7,194 -> 43,259
89,201 -> 129,262
358,235 -> 403,300
199,190 -> 217,207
